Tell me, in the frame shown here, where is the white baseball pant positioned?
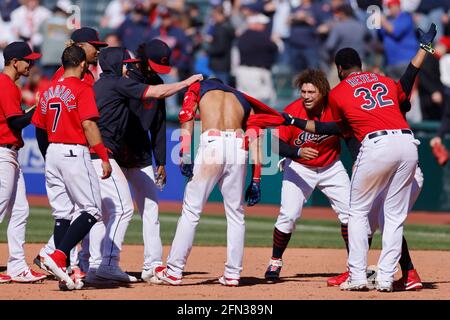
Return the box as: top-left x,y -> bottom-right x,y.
0,147 -> 30,276
166,130 -> 248,279
45,143 -> 102,223
86,158 -> 134,271
275,159 -> 350,234
122,165 -> 163,271
347,130 -> 418,283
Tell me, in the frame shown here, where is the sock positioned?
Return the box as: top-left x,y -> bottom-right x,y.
57,212 -> 97,257
340,224 -> 349,253
399,236 -> 414,272
272,228 -> 292,259
53,219 -> 71,267
368,237 -> 373,248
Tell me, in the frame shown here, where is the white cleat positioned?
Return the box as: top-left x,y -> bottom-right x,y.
340,278 -> 369,291
366,265 -> 378,290
142,265 -> 165,284
218,276 -> 240,287
41,250 -> 77,290
376,281 -> 393,292
96,265 -> 138,283
155,266 -> 182,286
10,267 -> 47,283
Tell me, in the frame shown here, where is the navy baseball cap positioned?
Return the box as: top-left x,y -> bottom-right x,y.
3,41 -> 41,62
143,39 -> 172,74
71,27 -> 108,47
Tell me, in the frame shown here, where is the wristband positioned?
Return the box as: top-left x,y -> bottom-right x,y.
252,163 -> 262,181
92,143 -> 109,162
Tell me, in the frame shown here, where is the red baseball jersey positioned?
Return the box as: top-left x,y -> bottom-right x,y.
277,98 -> 341,167
52,66 -> 96,87
328,71 -> 409,142
32,77 -> 99,145
0,73 -> 24,147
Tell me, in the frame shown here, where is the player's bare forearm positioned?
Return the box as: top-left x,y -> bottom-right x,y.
249,134 -> 262,167
82,119 -> 104,148
411,48 -> 427,69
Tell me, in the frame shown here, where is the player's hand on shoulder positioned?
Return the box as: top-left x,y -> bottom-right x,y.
245,180 -> 261,207
185,74 -> 203,86
299,147 -> 319,160
281,112 -> 294,126
101,161 -> 112,179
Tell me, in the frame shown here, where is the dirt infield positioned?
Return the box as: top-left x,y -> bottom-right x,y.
1,244 -> 449,300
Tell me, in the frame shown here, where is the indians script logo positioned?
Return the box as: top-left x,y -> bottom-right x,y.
294,132 -> 332,146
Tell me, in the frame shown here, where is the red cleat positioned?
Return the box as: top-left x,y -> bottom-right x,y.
327,271 -> 349,286
394,269 -> 423,291
0,274 -> 11,284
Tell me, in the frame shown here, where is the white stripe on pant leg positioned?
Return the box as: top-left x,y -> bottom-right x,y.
126,165 -> 162,270
6,168 -> 29,276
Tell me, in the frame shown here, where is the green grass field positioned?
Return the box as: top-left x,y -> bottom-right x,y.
1,207 -> 450,250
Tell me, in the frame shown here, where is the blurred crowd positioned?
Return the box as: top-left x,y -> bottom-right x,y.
1,0 -> 450,123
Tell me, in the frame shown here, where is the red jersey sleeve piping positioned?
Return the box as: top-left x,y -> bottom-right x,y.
141,86 -> 152,100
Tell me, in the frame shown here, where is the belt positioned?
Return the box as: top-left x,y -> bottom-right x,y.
207,130 -> 244,138
367,129 -> 412,140
0,144 -> 19,151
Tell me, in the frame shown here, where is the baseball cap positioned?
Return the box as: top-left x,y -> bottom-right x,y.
71,27 -> 108,47
3,41 -> 41,62
143,39 -> 172,74
123,49 -> 141,63
384,0 -> 401,7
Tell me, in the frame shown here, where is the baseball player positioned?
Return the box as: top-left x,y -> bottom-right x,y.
327,47 -> 419,292
31,44 -> 112,291
282,36 -> 435,291
155,78 -> 265,286
114,39 -> 184,284
34,27 -> 108,279
0,41 -> 47,283
84,44 -> 203,284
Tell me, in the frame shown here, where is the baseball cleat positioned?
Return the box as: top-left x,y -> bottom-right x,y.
68,266 -> 86,281
0,274 -> 12,284
340,279 -> 369,291
366,265 -> 378,290
376,281 -> 393,292
33,250 -> 55,277
59,279 -> 84,291
264,258 -> 283,282
142,265 -> 165,284
11,267 -> 47,283
218,276 -> 239,287
393,269 -> 423,291
327,271 -> 349,286
96,265 -> 138,283
155,266 -> 182,286
41,249 -> 78,290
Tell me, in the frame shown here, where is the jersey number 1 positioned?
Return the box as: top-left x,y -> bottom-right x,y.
49,103 -> 62,132
354,83 -> 394,110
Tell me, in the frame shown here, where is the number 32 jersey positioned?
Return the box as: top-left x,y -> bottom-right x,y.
328,72 -> 409,142
32,77 -> 99,145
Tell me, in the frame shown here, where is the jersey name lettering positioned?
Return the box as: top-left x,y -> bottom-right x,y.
40,85 -> 76,114
345,73 -> 378,87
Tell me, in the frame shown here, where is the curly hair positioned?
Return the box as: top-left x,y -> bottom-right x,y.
294,69 -> 330,98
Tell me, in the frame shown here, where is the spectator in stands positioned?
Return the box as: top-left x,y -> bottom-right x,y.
288,0 -> 326,73
104,33 -> 122,47
378,0 -> 418,79
0,0 -> 19,23
236,13 -> 278,104
39,2 -> 71,78
271,0 -> 291,66
207,5 -> 235,85
10,0 -> 51,50
100,0 -> 132,30
149,8 -> 193,113
116,3 -> 153,52
0,14 -> 16,68
324,4 -> 369,63
418,52 -> 444,121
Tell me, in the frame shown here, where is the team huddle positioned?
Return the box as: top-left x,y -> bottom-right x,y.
0,22 -> 437,292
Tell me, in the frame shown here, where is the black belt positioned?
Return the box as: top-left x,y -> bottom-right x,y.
368,129 -> 412,140
0,144 -> 19,151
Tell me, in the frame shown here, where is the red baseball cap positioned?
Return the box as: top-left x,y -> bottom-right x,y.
384,0 -> 401,7
3,41 -> 41,62
143,39 -> 172,74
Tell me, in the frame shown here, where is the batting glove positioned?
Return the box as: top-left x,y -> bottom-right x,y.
180,151 -> 194,179
245,180 -> 261,206
418,23 -> 437,54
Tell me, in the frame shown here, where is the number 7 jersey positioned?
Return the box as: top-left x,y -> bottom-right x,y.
328,71 -> 410,142
32,76 -> 99,145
